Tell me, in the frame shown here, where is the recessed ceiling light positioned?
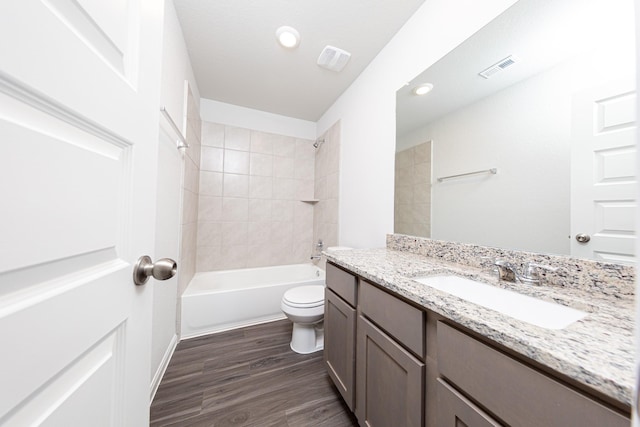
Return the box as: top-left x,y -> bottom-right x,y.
413,83 -> 434,96
276,26 -> 300,49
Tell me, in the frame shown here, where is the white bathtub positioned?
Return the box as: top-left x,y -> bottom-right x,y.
181,263 -> 326,339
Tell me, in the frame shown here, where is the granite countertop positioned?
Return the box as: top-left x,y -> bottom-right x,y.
324,247 -> 635,407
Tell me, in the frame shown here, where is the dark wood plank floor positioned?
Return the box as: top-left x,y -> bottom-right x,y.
150,320 -> 359,427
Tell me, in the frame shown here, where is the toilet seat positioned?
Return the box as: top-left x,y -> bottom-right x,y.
282,285 -> 324,308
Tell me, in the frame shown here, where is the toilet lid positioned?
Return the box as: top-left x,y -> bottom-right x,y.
283,285 -> 325,308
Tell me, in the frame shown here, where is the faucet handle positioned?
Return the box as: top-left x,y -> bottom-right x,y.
479,256 -> 498,276
494,259 -> 517,282
521,262 -> 558,285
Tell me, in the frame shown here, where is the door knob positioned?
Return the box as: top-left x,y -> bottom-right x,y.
575,233 -> 591,243
133,255 -> 177,286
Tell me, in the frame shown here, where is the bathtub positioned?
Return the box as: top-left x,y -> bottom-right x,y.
181,263 -> 326,339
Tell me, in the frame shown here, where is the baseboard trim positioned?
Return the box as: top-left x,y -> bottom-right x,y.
149,334 -> 179,403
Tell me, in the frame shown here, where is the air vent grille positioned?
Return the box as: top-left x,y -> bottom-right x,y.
479,55 -> 518,79
317,45 -> 351,72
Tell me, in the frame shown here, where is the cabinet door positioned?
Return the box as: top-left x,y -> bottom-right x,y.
324,289 -> 357,409
437,379 -> 503,427
357,316 -> 424,427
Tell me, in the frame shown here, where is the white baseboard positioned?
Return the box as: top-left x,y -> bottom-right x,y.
149,334 -> 179,403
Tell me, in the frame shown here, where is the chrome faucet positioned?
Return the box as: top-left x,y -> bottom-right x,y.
494,259 -> 558,285
310,239 -> 324,260
494,259 -> 518,282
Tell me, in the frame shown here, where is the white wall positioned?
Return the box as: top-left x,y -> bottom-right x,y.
201,98 -> 316,140
151,0 -> 200,398
317,0 -> 518,248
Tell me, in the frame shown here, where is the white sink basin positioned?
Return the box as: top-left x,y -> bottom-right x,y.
413,275 -> 587,330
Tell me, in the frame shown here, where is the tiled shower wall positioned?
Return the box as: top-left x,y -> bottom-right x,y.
178,85 -> 201,295
313,121 -> 340,266
196,122 -> 317,270
394,141 -> 431,237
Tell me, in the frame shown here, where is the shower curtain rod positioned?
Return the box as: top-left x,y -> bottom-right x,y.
160,106 -> 189,150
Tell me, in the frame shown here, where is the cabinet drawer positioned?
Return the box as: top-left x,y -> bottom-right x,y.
437,378 -> 502,427
326,263 -> 357,306
359,280 -> 425,358
437,322 -> 628,427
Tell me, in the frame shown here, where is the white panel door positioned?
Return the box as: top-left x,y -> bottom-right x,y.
571,78 -> 636,264
0,0 -> 163,425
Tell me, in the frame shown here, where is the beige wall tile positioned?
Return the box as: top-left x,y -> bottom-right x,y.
199,171 -> 223,197
222,197 -> 249,221
198,195 -> 223,222
202,122 -> 224,147
182,188 -> 199,224
186,124 -> 201,167
223,173 -> 249,198
224,126 -> 251,151
249,175 -> 273,199
272,178 -> 295,200
295,138 -> 315,159
248,199 -> 272,222
223,149 -> 249,174
326,172 -> 339,199
273,135 -> 296,158
197,221 -> 222,247
249,152 -> 273,176
222,221 -> 249,247
414,142 -> 431,164
250,130 -> 274,154
195,121 -> 321,271
247,221 -> 272,245
201,146 -> 224,172
272,199 -> 294,222
220,244 -> 248,269
273,156 -> 295,178
295,179 -> 315,200
294,157 -> 315,180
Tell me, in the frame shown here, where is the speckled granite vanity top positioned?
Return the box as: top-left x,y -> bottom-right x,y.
325,246 -> 635,407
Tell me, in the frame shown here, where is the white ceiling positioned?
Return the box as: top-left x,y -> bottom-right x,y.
173,0 -> 425,121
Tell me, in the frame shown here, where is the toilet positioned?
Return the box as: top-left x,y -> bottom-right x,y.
281,285 -> 325,354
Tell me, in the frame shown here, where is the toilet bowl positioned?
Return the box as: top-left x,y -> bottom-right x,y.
281,285 -> 325,354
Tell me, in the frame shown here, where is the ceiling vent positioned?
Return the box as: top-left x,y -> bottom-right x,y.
317,46 -> 351,72
478,55 -> 518,79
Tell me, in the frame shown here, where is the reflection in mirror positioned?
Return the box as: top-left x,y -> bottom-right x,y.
395,0 -> 636,264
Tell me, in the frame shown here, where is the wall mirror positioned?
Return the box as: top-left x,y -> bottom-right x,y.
395,0 -> 636,264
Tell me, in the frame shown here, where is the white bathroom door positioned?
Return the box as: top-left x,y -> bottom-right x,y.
571,78 -> 636,264
0,1 -> 164,425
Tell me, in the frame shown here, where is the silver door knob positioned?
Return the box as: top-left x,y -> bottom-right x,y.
133,255 -> 177,286
575,233 -> 591,243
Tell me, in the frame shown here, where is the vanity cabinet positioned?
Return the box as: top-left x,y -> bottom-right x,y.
436,378 -> 501,427
436,322 -> 629,427
324,264 -> 357,410
323,262 -> 630,427
356,280 -> 425,427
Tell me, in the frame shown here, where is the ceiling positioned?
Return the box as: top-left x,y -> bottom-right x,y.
173,0 -> 425,121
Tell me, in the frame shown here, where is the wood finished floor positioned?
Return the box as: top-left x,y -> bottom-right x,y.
150,320 -> 359,427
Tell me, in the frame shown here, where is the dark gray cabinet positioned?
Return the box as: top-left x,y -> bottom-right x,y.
436,378 -> 502,427
324,263 -> 630,427
324,288 -> 356,409
437,322 -> 629,427
324,263 -> 358,410
356,315 -> 424,427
